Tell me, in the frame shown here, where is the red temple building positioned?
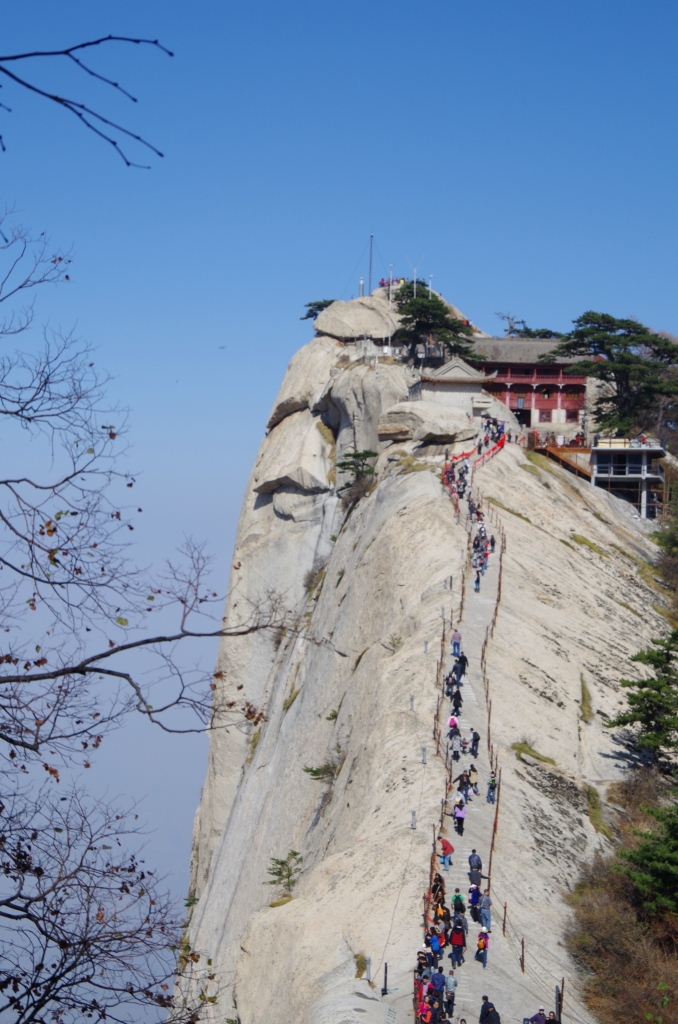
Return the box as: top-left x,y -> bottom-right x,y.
469,338 -> 587,432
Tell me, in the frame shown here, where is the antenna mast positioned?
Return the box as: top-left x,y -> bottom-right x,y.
368,234 -> 373,295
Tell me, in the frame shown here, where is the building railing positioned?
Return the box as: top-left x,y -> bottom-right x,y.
534,397 -> 558,409
594,437 -> 663,450
483,368 -> 587,385
593,463 -> 664,480
506,395 -> 583,411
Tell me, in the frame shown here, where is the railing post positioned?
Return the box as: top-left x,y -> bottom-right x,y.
487,767 -> 501,892
502,902 -> 507,936
521,937 -> 525,973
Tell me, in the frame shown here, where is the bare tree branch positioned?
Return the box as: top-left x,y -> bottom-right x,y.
0,214 -> 294,765
0,211 -> 278,1015
0,786 -> 212,1023
0,214 -> 72,338
0,37 -> 172,167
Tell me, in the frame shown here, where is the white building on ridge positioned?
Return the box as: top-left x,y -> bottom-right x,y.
409,355 -> 498,421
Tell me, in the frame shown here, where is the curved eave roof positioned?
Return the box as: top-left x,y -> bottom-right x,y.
420,371 -> 497,384
470,339 -> 576,364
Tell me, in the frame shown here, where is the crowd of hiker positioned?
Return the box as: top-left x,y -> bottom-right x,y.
442,418 -> 505,508
442,460 -> 497,597
413,508 -> 555,1023
415,595 -> 497,1023
477,417 -> 505,456
443,457 -> 471,502
471,524 -> 494,593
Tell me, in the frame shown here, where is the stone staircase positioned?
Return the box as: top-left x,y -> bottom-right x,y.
437,512 -> 559,1024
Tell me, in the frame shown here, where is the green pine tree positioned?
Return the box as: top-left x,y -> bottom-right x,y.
657,509 -> 678,559
301,299 -> 336,320
395,280 -> 474,361
336,449 -> 377,492
514,323 -> 564,339
606,629 -> 678,762
655,503 -> 678,602
620,801 -> 678,915
541,312 -> 678,435
266,850 -> 303,895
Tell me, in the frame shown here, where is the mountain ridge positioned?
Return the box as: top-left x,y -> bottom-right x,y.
183,336 -> 663,1024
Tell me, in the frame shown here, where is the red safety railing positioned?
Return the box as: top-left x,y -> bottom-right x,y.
472,433 -> 506,472
449,445 -> 477,464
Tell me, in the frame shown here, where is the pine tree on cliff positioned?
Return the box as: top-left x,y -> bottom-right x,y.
619,800 -> 678,915
395,281 -> 475,361
300,299 -> 336,320
606,629 -> 678,762
541,312 -> 678,435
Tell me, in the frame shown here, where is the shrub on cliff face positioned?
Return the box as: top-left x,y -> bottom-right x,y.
656,517 -> 678,609
340,475 -> 374,510
303,763 -> 338,781
337,449 -> 377,487
606,630 -> 678,763
303,744 -> 345,782
336,447 -> 377,511
266,850 -> 303,895
567,860 -> 678,1024
621,802 -> 678,915
660,550 -> 678,596
304,561 -> 327,594
567,772 -> 678,1024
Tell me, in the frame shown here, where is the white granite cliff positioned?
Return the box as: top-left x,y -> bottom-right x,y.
184,333 -> 664,1024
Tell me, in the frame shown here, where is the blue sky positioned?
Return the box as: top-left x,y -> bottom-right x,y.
2,0 -> 677,894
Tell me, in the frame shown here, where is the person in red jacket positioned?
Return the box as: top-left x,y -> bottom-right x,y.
447,921 -> 466,967
414,973 -> 424,1004
438,834 -> 454,871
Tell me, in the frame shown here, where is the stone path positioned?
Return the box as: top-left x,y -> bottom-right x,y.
437,504 -> 560,1024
